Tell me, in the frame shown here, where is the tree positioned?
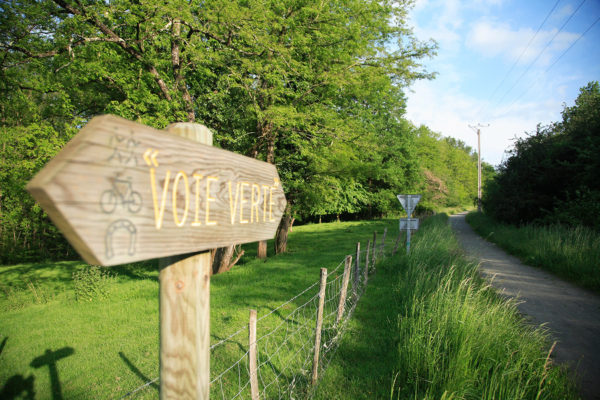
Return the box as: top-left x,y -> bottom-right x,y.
1,0 -> 436,263
483,82 -> 600,228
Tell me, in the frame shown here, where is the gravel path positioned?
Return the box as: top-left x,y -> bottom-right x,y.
449,212 -> 600,400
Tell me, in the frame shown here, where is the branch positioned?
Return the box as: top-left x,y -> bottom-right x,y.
51,0 -> 172,101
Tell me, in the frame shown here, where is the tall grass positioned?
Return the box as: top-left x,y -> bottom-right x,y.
393,214 -> 578,399
314,214 -> 578,399
466,211 -> 600,293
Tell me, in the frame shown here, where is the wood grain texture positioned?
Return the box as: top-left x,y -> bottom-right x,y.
380,227 -> 387,258
159,252 -> 210,400
248,309 -> 259,400
365,240 -> 371,278
311,268 -> 327,385
159,122 -> 212,400
354,243 -> 360,295
371,231 -> 377,268
336,256 -> 352,326
26,115 -> 286,266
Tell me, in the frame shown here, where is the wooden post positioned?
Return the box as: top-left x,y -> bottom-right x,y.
371,232 -> 377,269
365,240 -> 371,277
354,243 -> 360,293
380,227 -> 387,258
257,240 -> 267,259
336,256 -> 352,326
249,309 -> 259,400
311,268 -> 327,385
159,123 -> 212,400
392,231 -> 401,256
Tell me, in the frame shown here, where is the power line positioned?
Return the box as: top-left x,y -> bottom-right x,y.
477,0 -> 562,119
500,13 -> 600,116
493,0 -> 587,108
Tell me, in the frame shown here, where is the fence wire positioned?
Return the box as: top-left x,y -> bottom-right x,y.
120,233 -> 400,399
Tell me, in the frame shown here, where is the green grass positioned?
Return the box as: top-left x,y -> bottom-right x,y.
0,219 -> 396,399
1,216 -> 580,399
314,214 -> 579,400
466,211 -> 600,294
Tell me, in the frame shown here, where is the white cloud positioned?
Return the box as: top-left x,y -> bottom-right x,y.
466,20 -> 580,66
405,79 -> 565,166
552,4 -> 575,22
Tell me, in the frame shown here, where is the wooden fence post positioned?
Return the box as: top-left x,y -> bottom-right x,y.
371,231 -> 377,270
159,123 -> 212,400
354,243 -> 360,293
311,268 -> 328,385
380,227 -> 387,258
249,309 -> 259,400
365,240 -> 371,277
336,256 -> 352,326
392,231 -> 401,256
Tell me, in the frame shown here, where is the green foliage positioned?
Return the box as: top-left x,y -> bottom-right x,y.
467,211 -> 600,293
413,125 -> 493,213
483,82 -> 600,228
0,0 -> 481,262
0,278 -> 53,311
72,266 -> 114,302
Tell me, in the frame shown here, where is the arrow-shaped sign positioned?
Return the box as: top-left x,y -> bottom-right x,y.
27,115 -> 287,266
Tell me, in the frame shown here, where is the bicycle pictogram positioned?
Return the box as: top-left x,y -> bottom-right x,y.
100,176 -> 142,214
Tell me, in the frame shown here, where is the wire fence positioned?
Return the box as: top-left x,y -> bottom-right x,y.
120,228 -> 402,399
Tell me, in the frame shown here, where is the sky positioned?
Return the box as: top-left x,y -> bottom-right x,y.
404,0 -> 600,167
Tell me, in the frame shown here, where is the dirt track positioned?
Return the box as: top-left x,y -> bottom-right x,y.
450,213 -> 600,400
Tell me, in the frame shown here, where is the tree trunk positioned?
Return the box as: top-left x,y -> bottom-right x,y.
275,213 -> 292,254
211,245 -> 244,275
255,120 -> 276,258
257,240 -> 267,259
290,217 -> 295,232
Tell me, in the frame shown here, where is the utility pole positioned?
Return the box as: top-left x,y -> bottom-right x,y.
469,123 -> 489,212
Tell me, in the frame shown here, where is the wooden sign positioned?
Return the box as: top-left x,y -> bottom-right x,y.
27,115 -> 287,266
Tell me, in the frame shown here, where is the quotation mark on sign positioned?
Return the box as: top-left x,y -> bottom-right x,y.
143,149 -> 159,167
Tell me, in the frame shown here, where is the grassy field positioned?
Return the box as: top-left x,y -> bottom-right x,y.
1,215 -> 579,399
466,211 -> 600,294
0,218 -> 395,399
314,215 -> 579,399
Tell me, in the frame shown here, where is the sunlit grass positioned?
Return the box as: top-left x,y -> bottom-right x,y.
0,219 -> 396,399
466,211 -> 600,293
314,215 -> 579,400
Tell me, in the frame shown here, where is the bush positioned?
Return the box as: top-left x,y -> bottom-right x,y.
72,266 -> 114,302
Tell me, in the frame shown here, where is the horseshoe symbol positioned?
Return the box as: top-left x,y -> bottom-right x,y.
105,219 -> 137,260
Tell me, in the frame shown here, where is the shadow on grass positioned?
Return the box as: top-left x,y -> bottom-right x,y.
29,347 -> 75,400
119,352 -> 159,391
0,374 -> 35,399
0,336 -> 7,357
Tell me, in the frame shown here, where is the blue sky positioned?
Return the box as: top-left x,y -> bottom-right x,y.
405,0 -> 600,166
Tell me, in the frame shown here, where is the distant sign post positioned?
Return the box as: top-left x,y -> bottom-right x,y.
27,115 -> 287,399
397,194 -> 421,253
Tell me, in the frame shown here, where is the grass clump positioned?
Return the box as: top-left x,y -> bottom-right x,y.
72,266 -> 114,302
466,211 -> 600,293
315,214 -> 578,399
395,214 -> 577,399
